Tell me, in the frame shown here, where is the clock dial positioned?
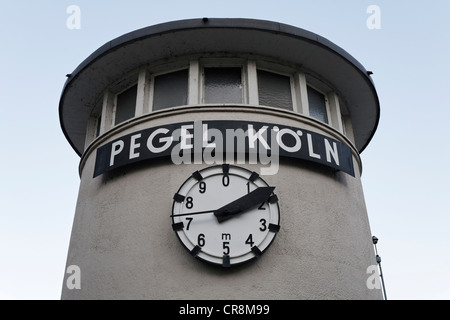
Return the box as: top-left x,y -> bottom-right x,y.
171,164 -> 280,266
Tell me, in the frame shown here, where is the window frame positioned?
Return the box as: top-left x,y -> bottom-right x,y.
86,56 -> 354,151
255,67 -> 297,112
113,83 -> 138,126
149,67 -> 190,112
306,84 -> 331,125
199,58 -> 247,105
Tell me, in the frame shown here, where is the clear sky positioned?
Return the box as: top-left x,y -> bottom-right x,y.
1,0 -> 449,300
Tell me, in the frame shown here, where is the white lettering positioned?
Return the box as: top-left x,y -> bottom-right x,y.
110,140 -> 124,166
147,128 -> 173,153
307,133 -> 321,159
180,125 -> 194,149
247,125 -> 270,150
203,123 -> 216,148
129,134 -> 141,160
179,304 -> 213,317
276,128 -> 302,152
324,139 -> 340,165
96,120 -> 353,178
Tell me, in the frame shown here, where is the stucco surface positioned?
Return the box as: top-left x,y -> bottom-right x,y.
62,109 -> 381,300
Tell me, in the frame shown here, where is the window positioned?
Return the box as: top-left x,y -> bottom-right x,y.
204,67 -> 243,104
115,84 -> 137,125
153,69 -> 189,111
93,58 -> 347,146
307,86 -> 328,123
257,70 -> 293,111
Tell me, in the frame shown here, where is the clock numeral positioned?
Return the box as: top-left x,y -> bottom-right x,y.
185,196 -> 194,209
222,174 -> 230,187
199,181 -> 206,194
258,202 -> 266,210
259,219 -> 267,231
185,217 -> 193,230
197,233 -> 205,247
245,234 -> 254,247
223,242 -> 230,255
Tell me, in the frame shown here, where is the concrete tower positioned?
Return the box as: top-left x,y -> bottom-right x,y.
59,18 -> 381,299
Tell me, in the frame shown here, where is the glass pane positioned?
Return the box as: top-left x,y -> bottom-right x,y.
115,85 -> 137,125
153,69 -> 188,111
307,86 -> 328,123
257,70 -> 293,111
204,67 -> 242,104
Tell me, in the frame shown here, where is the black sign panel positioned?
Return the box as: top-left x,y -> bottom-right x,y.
93,120 -> 355,177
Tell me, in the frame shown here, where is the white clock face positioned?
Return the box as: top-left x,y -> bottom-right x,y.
172,164 -> 280,267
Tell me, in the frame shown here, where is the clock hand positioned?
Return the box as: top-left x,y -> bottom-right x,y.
171,210 -> 215,218
171,187 -> 275,219
214,187 -> 275,223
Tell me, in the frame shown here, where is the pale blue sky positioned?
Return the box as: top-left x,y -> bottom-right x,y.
1,1 -> 449,299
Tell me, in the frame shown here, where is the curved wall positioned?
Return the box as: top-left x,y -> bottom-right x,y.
61,106 -> 380,299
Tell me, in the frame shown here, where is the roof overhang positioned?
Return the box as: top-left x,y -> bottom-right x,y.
59,18 -> 380,156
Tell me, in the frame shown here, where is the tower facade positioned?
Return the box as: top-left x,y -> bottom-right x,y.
60,19 -> 381,299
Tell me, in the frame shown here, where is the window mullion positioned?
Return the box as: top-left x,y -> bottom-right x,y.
188,60 -> 200,105
100,90 -> 115,134
296,72 -> 309,116
327,92 -> 343,133
246,60 -> 258,105
136,68 -> 151,116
